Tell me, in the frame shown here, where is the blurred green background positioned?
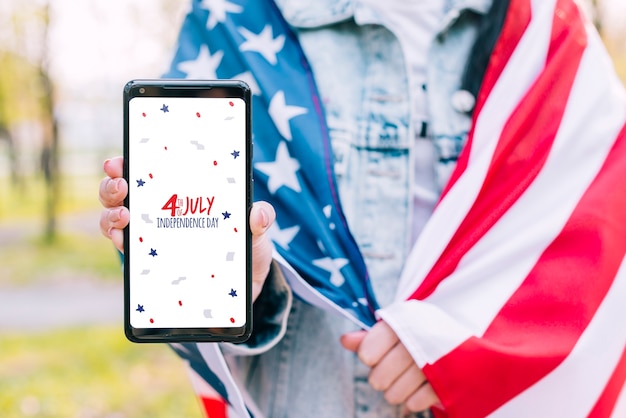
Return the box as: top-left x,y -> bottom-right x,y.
0,0 -> 202,417
0,0 -> 625,417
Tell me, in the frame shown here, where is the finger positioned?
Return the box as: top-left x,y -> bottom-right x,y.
249,201 -> 275,236
340,330 -> 368,352
99,157 -> 127,208
103,156 -> 124,178
404,383 -> 439,413
98,207 -> 129,238
249,201 -> 276,301
100,207 -> 120,238
110,227 -> 125,253
381,364 -> 427,405
358,321 -> 399,368
98,176 -> 128,208
99,207 -> 129,252
367,342 -> 414,391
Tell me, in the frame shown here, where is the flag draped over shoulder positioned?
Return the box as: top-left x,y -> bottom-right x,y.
163,0 -> 626,417
377,0 -> 626,416
163,0 -> 377,327
163,0 -> 375,415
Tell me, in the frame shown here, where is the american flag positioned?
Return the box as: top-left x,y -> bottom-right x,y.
163,0 -> 626,416
163,0 -> 376,327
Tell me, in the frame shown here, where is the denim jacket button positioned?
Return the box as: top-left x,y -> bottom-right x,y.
451,89 -> 476,114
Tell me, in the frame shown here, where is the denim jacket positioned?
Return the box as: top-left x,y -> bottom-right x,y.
222,1 -> 492,417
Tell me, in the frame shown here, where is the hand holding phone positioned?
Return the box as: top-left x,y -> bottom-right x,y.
123,79 -> 252,343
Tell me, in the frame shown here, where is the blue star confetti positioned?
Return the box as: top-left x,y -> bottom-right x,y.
229,289 -> 237,297
222,211 -> 231,219
136,179 -> 145,187
136,304 -> 145,313
149,248 -> 158,257
160,104 -> 169,113
231,150 -> 240,159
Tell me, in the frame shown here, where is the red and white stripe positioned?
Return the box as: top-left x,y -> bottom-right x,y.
378,0 -> 626,416
187,366 -> 229,418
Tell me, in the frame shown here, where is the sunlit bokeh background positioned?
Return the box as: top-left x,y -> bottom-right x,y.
0,0 -> 624,417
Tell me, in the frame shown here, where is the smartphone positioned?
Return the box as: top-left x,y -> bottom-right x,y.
123,79 -> 252,343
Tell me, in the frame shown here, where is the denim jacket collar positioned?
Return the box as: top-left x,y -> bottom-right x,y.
276,0 -> 493,29
440,0 -> 492,32
274,0 -> 352,28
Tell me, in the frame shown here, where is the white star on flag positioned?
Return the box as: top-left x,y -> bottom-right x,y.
268,91 -> 307,141
178,45 -> 223,79
238,24 -> 286,65
199,0 -> 243,30
268,221 -> 300,250
255,141 -> 301,194
312,257 -> 350,287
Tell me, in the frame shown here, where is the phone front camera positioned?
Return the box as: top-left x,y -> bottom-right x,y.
139,88 -> 146,94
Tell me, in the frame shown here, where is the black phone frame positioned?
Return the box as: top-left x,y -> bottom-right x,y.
122,79 -> 253,343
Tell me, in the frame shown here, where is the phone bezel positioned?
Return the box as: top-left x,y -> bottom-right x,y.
122,79 -> 253,343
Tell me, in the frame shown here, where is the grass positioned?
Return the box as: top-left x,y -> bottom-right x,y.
0,173 -> 201,417
0,326 -> 202,418
0,173 -> 101,221
0,230 -> 122,285
0,172 -> 122,285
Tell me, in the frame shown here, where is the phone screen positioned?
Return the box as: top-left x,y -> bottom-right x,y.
123,80 -> 252,343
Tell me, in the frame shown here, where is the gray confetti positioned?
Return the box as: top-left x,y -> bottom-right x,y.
141,214 -> 153,223
139,138 -> 150,143
190,140 -> 205,150
140,269 -> 150,275
227,177 -> 236,184
226,252 -> 235,261
171,277 -> 187,285
203,309 -> 213,318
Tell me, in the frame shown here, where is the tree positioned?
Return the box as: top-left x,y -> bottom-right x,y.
0,0 -> 60,240
38,1 -> 59,242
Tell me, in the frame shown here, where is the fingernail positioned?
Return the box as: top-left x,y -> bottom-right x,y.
260,207 -> 269,228
107,227 -> 114,237
108,178 -> 119,193
103,159 -> 111,171
109,208 -> 122,222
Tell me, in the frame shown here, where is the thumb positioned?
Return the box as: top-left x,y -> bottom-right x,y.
340,330 -> 367,352
249,201 -> 276,302
250,201 -> 275,236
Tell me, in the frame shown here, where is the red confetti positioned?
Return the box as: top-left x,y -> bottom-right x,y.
211,274 -> 215,278
196,112 -> 201,118
229,101 -> 234,107
149,173 -> 153,179
142,112 -> 146,117
149,318 -> 154,323
234,227 -> 238,233
213,160 -> 218,166
164,146 -> 168,150
230,317 -> 235,323
139,237 -> 143,242
178,300 -> 182,306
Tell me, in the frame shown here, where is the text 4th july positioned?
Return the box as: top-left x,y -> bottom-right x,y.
162,194 -> 215,217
